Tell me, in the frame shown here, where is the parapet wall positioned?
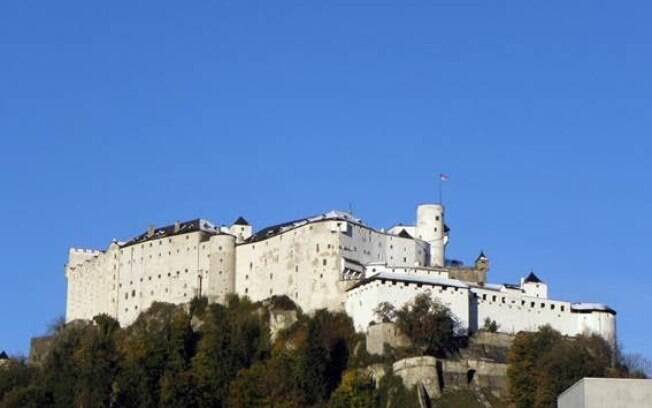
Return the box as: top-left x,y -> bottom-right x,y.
393,356 -> 441,399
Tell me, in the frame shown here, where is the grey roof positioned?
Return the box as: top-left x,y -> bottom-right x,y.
571,303 -> 616,315
121,219 -> 220,248
347,271 -> 469,291
247,210 -> 361,243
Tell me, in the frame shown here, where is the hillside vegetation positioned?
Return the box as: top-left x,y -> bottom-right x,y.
0,294 -> 644,408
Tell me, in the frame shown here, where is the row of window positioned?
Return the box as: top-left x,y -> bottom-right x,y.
477,293 -> 566,312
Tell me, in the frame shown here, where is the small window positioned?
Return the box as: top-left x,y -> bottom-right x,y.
323,259 -> 327,266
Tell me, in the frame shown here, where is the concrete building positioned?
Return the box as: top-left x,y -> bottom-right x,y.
65,202 -> 616,346
558,378 -> 652,408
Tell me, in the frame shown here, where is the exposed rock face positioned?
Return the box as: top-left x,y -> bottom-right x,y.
269,309 -> 298,342
393,356 -> 441,399
28,335 -> 55,366
461,331 -> 514,363
366,322 -> 411,355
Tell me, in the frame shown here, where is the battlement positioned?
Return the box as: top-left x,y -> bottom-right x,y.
69,248 -> 102,255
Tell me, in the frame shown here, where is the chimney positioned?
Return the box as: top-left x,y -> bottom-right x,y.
174,221 -> 181,233
147,225 -> 155,238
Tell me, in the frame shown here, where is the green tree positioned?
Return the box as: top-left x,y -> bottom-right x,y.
507,326 -> 561,408
393,293 -> 459,357
192,295 -> 270,407
228,356 -> 306,407
73,314 -> 120,407
328,370 -> 376,408
114,302 -> 186,407
40,321 -> 91,407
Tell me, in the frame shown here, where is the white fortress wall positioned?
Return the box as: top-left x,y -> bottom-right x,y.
65,248 -> 114,322
365,264 -> 450,280
346,273 -> 470,333
471,286 -> 577,335
573,306 -> 617,346
64,203 -> 617,347
235,219 -> 344,311
66,220 -> 241,326
206,234 -> 237,304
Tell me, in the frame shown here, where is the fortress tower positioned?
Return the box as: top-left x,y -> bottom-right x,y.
416,204 -> 446,267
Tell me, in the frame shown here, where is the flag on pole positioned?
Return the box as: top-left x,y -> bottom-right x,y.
440,173 -> 449,182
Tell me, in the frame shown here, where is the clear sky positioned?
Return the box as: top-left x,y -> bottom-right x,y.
1,1 -> 650,362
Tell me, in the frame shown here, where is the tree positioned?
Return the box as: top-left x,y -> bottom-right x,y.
482,317 -> 499,333
192,295 -> 270,407
374,302 -> 396,323
507,326 -> 561,408
507,327 -> 625,408
328,370 -> 377,408
73,314 -> 120,407
40,320 -> 92,407
228,356 -> 306,407
393,293 -> 459,357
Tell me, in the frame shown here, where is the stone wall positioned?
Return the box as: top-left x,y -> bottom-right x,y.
393,356 -> 441,399
439,359 -> 509,398
366,322 -> 411,355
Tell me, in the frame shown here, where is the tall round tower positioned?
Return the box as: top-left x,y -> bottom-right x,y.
416,204 -> 445,267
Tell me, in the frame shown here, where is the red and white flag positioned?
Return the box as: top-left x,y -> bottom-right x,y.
439,173 -> 449,182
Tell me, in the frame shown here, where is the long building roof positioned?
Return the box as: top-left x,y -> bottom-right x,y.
347,271 -> 469,291
246,210 -> 362,243
120,218 -> 222,248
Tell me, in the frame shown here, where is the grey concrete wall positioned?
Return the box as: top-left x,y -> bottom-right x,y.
558,378 -> 652,408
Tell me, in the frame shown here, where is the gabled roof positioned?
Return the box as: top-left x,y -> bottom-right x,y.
524,272 -> 543,284
233,216 -> 250,226
397,229 -> 413,239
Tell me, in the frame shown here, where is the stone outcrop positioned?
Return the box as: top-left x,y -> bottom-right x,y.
268,309 -> 298,342
366,322 -> 411,355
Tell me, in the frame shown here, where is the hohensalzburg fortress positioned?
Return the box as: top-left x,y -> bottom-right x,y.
66,202 -> 616,345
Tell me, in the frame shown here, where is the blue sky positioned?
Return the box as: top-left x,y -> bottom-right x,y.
1,1 -> 650,361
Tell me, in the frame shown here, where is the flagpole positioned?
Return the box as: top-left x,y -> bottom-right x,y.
439,177 -> 443,204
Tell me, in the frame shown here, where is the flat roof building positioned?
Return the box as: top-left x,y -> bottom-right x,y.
558,378 -> 652,408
